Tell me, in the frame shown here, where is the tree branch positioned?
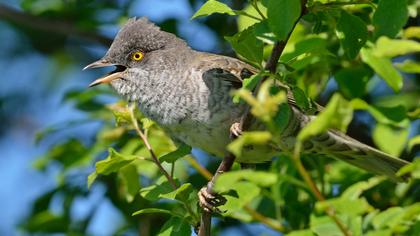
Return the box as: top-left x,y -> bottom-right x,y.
0,4 -> 112,46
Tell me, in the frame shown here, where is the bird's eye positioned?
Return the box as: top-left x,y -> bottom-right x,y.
132,51 -> 144,61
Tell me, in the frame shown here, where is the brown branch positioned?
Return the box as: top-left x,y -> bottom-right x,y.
198,153 -> 236,236
0,4 -> 112,46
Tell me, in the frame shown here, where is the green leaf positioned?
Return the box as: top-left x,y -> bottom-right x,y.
118,164 -> 140,202
243,74 -> 262,90
159,144 -> 191,163
292,86 -> 311,111
237,2 -> 267,31
408,135 -> 420,151
372,207 -> 404,230
280,37 -> 328,63
404,26 -> 420,39
334,66 -> 371,99
225,25 -> 263,64
23,211 -> 68,233
132,208 -> 172,216
360,48 -> 403,92
297,94 -> 353,141
267,0 -> 301,41
95,148 -> 136,175
398,158 -> 420,179
310,215 -> 342,236
317,197 -> 371,217
372,123 -> 409,156
373,0 -> 408,39
395,60 -> 420,74
158,217 -> 191,236
108,103 -> 132,126
139,179 -> 175,201
159,183 -> 194,203
214,169 -> 277,193
287,230 -> 315,236
227,131 -> 272,157
220,182 -> 261,212
342,177 -> 384,199
191,0 -> 235,19
336,11 -> 368,58
373,37 -> 420,58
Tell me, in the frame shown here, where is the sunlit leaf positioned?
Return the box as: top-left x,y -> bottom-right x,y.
408,135 -> 420,151
118,164 -> 140,202
132,208 -> 172,216
160,183 -> 194,203
158,216 -> 191,236
225,25 -> 263,64
395,60 -> 420,74
227,131 -> 272,157
403,26 -> 420,39
95,148 -> 136,175
159,144 -> 191,163
220,182 -> 260,212
191,0 -> 235,19
360,48 -> 403,92
237,2 -> 267,31
373,37 -> 420,58
372,123 -> 409,157
298,94 -> 353,141
214,169 -> 277,193
140,179 -> 176,201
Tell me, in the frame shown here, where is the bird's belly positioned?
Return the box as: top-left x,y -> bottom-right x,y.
163,111 -> 277,163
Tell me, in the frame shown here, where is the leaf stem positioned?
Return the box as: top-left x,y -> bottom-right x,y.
251,0 -> 266,20
234,10 -> 263,21
128,104 -> 178,189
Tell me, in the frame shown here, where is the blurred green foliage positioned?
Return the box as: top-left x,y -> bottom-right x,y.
2,0 -> 419,235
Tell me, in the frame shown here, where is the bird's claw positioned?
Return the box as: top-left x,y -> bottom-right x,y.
230,122 -> 242,138
198,187 -> 227,213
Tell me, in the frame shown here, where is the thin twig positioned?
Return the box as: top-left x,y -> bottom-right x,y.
0,4 -> 112,46
292,143 -> 352,236
128,104 -> 178,189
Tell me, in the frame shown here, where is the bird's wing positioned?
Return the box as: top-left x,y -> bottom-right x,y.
195,53 -> 322,112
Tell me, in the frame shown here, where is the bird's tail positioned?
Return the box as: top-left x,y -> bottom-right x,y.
308,130 -> 409,182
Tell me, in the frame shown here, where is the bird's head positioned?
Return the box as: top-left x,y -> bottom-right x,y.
84,17 -> 186,95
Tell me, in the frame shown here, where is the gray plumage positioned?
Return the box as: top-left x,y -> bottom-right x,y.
87,17 -> 408,181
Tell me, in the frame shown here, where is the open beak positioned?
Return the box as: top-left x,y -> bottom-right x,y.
83,60 -> 126,87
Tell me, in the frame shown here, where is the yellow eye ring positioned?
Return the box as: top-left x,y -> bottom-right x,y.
132,51 -> 144,61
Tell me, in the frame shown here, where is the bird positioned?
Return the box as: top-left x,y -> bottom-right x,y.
84,17 -> 409,184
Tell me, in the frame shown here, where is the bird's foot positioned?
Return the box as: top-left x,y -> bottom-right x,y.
198,186 -> 227,213
230,122 -> 243,138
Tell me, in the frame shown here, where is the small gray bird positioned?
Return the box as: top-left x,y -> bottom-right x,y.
85,17 -> 408,181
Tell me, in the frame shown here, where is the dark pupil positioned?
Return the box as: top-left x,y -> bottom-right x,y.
135,54 -> 140,58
